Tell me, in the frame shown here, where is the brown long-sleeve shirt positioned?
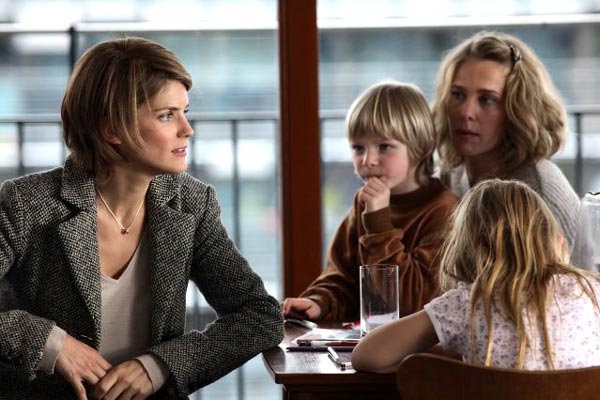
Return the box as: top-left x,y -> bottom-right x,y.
301,178 -> 459,321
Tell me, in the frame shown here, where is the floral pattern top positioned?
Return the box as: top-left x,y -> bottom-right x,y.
424,274 -> 600,369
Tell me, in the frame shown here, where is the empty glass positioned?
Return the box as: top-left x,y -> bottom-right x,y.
359,264 -> 399,336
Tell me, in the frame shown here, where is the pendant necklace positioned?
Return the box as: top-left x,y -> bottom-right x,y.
97,190 -> 145,234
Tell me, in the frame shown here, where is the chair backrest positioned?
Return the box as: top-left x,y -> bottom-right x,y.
396,353 -> 600,400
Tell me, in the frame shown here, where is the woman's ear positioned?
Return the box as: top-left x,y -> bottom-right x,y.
100,126 -> 122,145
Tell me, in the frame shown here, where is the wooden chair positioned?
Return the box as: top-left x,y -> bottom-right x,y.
396,353 -> 600,400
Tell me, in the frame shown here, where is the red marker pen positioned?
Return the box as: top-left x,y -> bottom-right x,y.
322,341 -> 358,347
327,346 -> 350,369
342,320 -> 360,329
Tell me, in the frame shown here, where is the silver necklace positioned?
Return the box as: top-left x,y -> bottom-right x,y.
97,190 -> 145,234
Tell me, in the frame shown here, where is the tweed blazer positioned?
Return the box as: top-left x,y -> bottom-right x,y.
0,159 -> 284,399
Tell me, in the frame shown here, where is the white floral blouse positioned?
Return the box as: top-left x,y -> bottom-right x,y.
424,274 -> 600,369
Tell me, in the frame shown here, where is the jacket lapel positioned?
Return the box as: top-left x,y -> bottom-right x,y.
57,160 -> 102,344
146,174 -> 195,341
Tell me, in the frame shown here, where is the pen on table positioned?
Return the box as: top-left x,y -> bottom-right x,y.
286,345 -> 353,352
321,341 -> 358,346
327,346 -> 350,370
297,340 -> 358,347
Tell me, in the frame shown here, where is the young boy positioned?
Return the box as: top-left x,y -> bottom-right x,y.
283,81 -> 459,321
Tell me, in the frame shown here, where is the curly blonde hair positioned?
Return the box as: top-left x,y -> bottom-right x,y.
346,80 -> 435,185
439,179 -> 598,369
432,31 -> 567,173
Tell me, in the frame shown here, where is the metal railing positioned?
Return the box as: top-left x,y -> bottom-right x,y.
321,106 -> 600,197
2,105 -> 599,194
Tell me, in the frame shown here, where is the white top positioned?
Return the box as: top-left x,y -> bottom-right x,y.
39,234 -> 169,393
99,235 -> 152,363
424,274 -> 600,370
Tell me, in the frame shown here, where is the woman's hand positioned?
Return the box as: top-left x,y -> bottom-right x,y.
282,297 -> 321,320
92,359 -> 152,400
55,334 -> 112,400
359,177 -> 390,213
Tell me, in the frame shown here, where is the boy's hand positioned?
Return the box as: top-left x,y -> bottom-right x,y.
359,177 -> 390,213
282,298 -> 322,320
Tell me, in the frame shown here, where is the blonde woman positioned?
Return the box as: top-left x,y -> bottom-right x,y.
352,179 -> 600,373
283,81 -> 458,321
432,31 -> 580,249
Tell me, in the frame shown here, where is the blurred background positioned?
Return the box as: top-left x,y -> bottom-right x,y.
0,0 -> 598,398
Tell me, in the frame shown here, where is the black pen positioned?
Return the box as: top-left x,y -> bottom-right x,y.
327,346 -> 350,369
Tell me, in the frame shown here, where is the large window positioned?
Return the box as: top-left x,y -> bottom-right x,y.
317,2 -> 600,253
0,1 -> 281,399
2,1 -> 600,398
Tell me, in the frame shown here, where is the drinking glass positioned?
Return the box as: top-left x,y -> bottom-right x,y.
359,264 -> 399,336
571,192 -> 600,272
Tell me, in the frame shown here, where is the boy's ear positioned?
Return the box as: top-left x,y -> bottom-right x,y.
100,126 -> 122,145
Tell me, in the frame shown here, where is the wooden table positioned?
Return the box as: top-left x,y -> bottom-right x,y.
262,323 -> 398,400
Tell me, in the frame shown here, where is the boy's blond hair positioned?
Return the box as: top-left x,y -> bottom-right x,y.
346,81 -> 434,185
432,31 -> 567,174
439,179 -> 599,369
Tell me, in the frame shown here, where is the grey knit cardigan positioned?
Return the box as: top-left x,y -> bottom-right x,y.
0,159 -> 284,399
441,159 -> 581,250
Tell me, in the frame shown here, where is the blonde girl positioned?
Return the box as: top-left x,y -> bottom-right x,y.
352,179 -> 600,373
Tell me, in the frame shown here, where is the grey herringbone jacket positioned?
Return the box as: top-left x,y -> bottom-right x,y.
0,159 -> 284,399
